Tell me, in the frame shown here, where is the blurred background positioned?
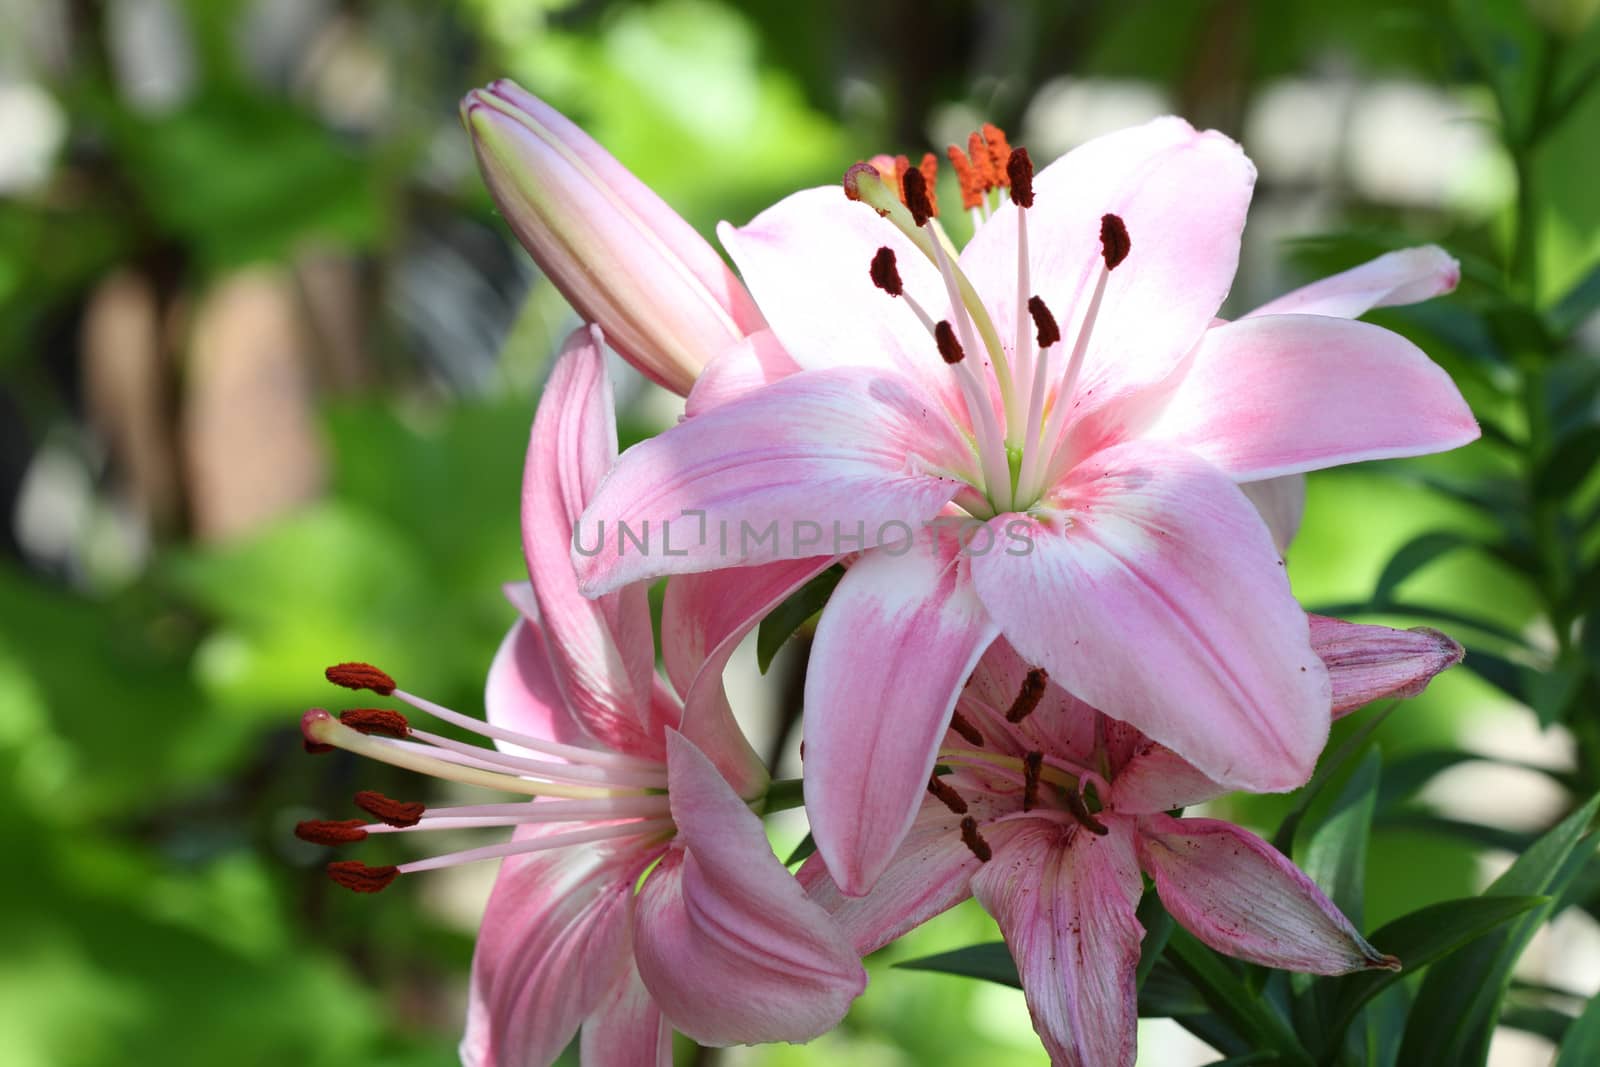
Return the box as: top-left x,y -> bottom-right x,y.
3,0 -> 1598,1064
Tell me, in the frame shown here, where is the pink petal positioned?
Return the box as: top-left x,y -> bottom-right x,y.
963,636 -> 1099,766
575,366 -> 971,595
1241,475 -> 1307,554
659,559 -> 833,796
1244,245 -> 1460,319
580,963 -> 672,1067
524,329 -> 671,758
1309,614 -> 1465,717
1109,743 -> 1230,815
485,615 -> 591,753
1137,814 -> 1398,974
633,731 -> 865,1045
463,82 -> 762,395
971,441 -> 1330,792
798,792 -> 998,955
970,818 -> 1145,1067
461,830 -> 642,1067
960,117 -> 1255,417
684,328 -> 801,417
1146,314 -> 1480,481
804,534 -> 1000,895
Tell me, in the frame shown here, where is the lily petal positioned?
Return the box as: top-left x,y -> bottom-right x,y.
1241,475 -> 1307,555
970,818 -> 1145,1067
575,367 -> 970,595
580,963 -> 672,1067
633,731 -> 865,1045
485,615 -> 590,754
1244,245 -> 1459,320
1146,314 -> 1480,481
1310,614 -> 1465,717
684,328 -> 802,417
1137,814 -> 1398,974
972,441 -> 1330,792
804,534 -> 999,895
1110,743 -> 1230,815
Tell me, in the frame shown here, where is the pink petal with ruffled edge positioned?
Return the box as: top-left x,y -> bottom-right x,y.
1137,814 -> 1398,974
579,963 -> 672,1067
970,819 -> 1145,1067
1244,245 -> 1459,320
632,731 -> 865,1045
1147,314 -> 1480,482
972,440 -> 1329,792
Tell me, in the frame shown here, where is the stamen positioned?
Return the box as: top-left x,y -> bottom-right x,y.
946,144 -> 984,211
934,320 -> 965,364
1022,751 -> 1043,811
948,709 -> 985,747
328,860 -> 399,893
396,819 -> 675,875
870,247 -> 903,296
340,708 -> 410,738
893,154 -> 911,200
389,687 -> 660,772
1006,147 -> 1034,208
355,790 -> 425,828
967,131 -> 996,191
1027,297 -> 1060,348
1064,788 -> 1110,836
326,662 -> 396,695
1005,667 -> 1049,723
361,796 -> 673,833
295,819 -> 369,845
1100,213 -> 1130,270
902,167 -> 935,227
959,816 -> 993,862
917,152 -> 940,218
843,162 -> 888,214
980,124 -> 1012,189
928,774 -> 969,814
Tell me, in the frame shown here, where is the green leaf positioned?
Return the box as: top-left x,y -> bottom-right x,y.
1303,748 -> 1381,927
1136,890 -> 1176,991
1321,894 -> 1547,1045
1535,424 -> 1600,498
894,941 -> 1019,987
1378,749 -> 1576,810
1555,989 -> 1600,1067
1163,927 -> 1313,1066
1372,532 -> 1482,603
783,832 -> 816,866
1138,959 -> 1208,1017
755,566 -> 842,673
1274,702 -> 1400,854
1502,1006 -> 1575,1043
1375,810 -> 1535,854
1398,793 -> 1600,1066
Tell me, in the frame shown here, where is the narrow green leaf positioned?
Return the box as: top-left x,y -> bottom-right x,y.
755,566 -> 842,673
1372,532 -> 1481,603
783,832 -> 816,866
1397,794 -> 1600,1066
1377,749 -> 1576,810
1555,989 -> 1600,1067
1163,927 -> 1313,1066
1307,601 -> 1530,648
1138,959 -> 1208,1017
1136,890 -> 1176,991
895,941 -> 1019,987
1375,810 -> 1534,854
1201,1055 -> 1276,1067
1502,1006 -> 1575,1043
1274,703 -> 1399,854
1303,748 -> 1381,927
1535,424 -> 1600,498
1549,261 -> 1600,339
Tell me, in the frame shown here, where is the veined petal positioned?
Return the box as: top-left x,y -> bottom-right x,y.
1241,475 -> 1307,554
1109,743 -> 1230,815
579,963 -> 672,1067
972,441 -> 1330,792
461,828 -> 641,1067
1137,814 -> 1398,974
575,367 -> 971,595
485,615 -> 590,754
463,81 -> 762,394
633,731 -> 865,1045
804,535 -> 1000,895
964,636 -> 1099,764
1145,314 -> 1480,481
970,818 -> 1145,1067
524,329 -> 668,757
684,329 -> 801,417
1244,245 -> 1460,320
961,116 -> 1255,416
1310,614 -> 1464,717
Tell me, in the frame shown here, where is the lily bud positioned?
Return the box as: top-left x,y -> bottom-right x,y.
1309,615 -> 1465,717
461,80 -> 765,395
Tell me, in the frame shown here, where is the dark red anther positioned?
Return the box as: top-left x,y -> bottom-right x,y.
928,774 -> 969,815
355,790 -> 426,828
959,816 -> 993,862
339,708 -> 410,739
1022,751 -> 1043,811
1100,213 -> 1130,271
948,709 -> 984,746
902,167 -> 934,227
947,144 -> 984,209
918,152 -> 940,217
327,860 -> 400,893
1027,296 -> 1061,349
934,320 -> 965,365
1006,147 -> 1034,208
295,819 -> 369,845
325,662 -> 396,695
1064,789 -> 1110,836
1006,667 -> 1050,723
870,247 -> 904,296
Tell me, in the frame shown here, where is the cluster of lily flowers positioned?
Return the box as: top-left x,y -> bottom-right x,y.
294,79 -> 1481,1066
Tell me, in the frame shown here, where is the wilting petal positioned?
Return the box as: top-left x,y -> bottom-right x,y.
1146,314 -> 1480,482
973,441 -> 1329,792
575,367 -> 971,594
1137,814 -> 1398,974
1241,475 -> 1306,554
799,792 -> 1000,954
962,117 -> 1255,416
485,615 -> 591,753
1309,615 -> 1464,717
461,830 -> 641,1067
684,329 -> 801,417
1109,744 -> 1229,815
804,535 -> 999,895
659,559 -> 832,796
970,819 -> 1145,1067
580,963 -> 672,1067
1244,245 -> 1459,320
463,81 -> 762,394
524,329 -> 666,757
633,732 -> 865,1045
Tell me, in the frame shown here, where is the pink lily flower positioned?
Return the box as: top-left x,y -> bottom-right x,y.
799,620 -> 1462,1067
462,81 -> 767,395
295,327 -> 863,1064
